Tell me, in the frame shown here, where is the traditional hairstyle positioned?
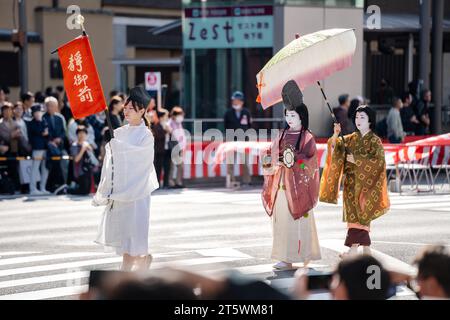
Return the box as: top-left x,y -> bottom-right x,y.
125,96 -> 150,128
354,105 -> 376,132
280,103 -> 310,151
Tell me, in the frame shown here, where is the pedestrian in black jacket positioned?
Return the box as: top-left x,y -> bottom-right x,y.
223,91 -> 252,186
28,104 -> 50,195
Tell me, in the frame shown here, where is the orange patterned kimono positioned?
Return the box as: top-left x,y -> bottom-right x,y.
319,131 -> 390,247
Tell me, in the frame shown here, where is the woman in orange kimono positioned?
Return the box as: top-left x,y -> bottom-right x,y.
320,105 -> 390,256
262,101 -> 321,270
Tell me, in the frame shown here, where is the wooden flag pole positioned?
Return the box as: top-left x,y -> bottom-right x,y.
51,15 -> 115,140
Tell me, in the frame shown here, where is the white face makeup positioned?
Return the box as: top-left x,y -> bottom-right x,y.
355,111 -> 370,133
285,110 -> 302,130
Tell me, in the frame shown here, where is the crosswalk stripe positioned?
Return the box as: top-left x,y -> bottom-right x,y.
0,252 -> 41,257
0,256 -> 262,292
0,215 -> 269,235
319,239 -> 417,276
0,271 -> 90,289
390,202 -> 450,210
372,240 -> 450,247
0,257 -> 121,277
0,252 -> 113,267
0,254 -> 252,278
0,285 -> 88,300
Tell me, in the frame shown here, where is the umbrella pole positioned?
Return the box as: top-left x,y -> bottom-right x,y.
317,81 -> 338,123
316,81 -> 348,153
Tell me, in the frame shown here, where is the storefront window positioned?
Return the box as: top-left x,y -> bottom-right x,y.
182,0 -> 274,132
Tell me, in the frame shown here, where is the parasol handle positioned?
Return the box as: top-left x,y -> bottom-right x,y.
316,81 -> 349,154
317,81 -> 338,123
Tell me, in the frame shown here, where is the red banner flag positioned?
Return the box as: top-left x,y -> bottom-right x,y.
57,35 -> 106,119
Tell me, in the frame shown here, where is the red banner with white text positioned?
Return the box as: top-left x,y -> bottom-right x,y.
57,35 -> 106,119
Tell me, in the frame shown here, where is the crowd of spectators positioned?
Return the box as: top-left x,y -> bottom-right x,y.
0,85 -> 187,195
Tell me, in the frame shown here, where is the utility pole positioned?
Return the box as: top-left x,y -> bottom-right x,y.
419,0 -> 431,95
431,0 -> 444,134
18,0 -> 28,94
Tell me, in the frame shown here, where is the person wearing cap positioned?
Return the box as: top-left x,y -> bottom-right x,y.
223,91 -> 252,186
93,86 -> 159,272
28,104 -> 50,195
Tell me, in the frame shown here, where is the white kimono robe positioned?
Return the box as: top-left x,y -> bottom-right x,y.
92,121 -> 159,256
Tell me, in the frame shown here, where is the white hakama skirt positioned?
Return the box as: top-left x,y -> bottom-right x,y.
271,189 -> 321,263
95,196 -> 151,256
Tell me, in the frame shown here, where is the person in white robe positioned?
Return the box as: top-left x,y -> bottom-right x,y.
92,86 -> 159,271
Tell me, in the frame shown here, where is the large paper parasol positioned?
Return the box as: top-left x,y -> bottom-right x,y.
256,28 -> 357,110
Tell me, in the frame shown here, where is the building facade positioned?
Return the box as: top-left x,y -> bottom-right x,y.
0,0 -> 182,106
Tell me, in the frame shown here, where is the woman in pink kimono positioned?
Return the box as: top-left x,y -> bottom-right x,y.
262,98 -> 321,271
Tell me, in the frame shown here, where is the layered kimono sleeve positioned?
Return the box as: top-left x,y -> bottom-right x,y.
284,133 -> 320,219
354,136 -> 390,224
261,137 -> 281,176
93,134 -> 159,206
261,136 -> 282,216
319,135 -> 346,204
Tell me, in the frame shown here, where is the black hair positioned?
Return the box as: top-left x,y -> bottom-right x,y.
1,85 -> 10,94
109,97 -> 122,113
1,103 -> 13,113
110,90 -> 119,98
156,109 -> 169,119
414,245 -> 450,297
45,87 -> 53,97
50,92 -> 59,101
170,106 -> 185,118
125,97 -> 150,128
348,98 -> 360,120
421,88 -> 431,100
34,91 -> 45,104
354,105 -> 376,132
280,103 -> 309,151
21,92 -> 34,102
76,125 -> 88,135
338,94 -> 349,106
107,277 -> 197,300
336,255 -> 391,300
401,92 -> 412,103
